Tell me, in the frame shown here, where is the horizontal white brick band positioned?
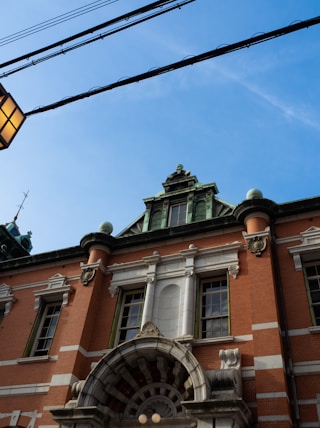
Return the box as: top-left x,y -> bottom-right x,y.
254,354 -> 284,370
0,383 -> 49,396
252,322 -> 279,331
256,391 -> 288,399
59,344 -> 109,358
258,415 -> 291,422
50,373 -> 78,386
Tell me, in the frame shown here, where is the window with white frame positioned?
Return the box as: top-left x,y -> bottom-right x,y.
31,301 -> 62,356
24,300 -> 62,357
22,273 -> 72,359
168,203 -> 187,227
304,262 -> 320,326
118,290 -> 144,344
200,274 -> 229,338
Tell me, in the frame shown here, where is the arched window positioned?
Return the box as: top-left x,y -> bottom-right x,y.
150,210 -> 162,230
194,200 -> 206,222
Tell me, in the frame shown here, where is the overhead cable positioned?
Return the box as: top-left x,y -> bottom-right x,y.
25,15 -> 320,117
0,0 -> 193,71
0,0 -> 118,47
0,0 -> 195,79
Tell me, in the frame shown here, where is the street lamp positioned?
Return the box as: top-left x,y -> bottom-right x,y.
0,84 -> 25,150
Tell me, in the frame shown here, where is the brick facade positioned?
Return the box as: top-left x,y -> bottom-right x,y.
0,168 -> 320,428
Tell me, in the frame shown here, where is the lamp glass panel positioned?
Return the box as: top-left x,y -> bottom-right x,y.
2,97 -> 15,117
1,121 -> 15,144
0,110 -> 7,128
0,140 -> 6,149
11,109 -> 24,129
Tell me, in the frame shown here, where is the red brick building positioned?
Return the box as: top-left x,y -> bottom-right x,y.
0,166 -> 320,428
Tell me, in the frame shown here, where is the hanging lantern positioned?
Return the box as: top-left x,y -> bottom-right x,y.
0,84 -> 25,150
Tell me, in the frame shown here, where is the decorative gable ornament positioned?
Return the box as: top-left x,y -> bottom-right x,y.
0,283 -> 16,315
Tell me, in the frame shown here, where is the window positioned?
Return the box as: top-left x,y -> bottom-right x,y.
0,308 -> 4,326
194,200 -> 206,222
169,203 -> 187,227
29,301 -> 62,357
118,290 -> 144,344
305,262 -> 320,326
150,210 -> 162,230
200,275 -> 229,338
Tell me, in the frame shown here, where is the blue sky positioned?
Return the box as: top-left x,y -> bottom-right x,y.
1,1 -> 320,254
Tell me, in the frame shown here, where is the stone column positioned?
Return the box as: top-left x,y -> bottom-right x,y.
181,244 -> 198,337
141,252 -> 160,326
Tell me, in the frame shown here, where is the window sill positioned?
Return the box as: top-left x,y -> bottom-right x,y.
308,326 -> 320,334
17,355 -> 55,364
193,336 -> 234,346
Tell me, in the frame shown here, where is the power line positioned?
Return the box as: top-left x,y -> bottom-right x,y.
0,0 -> 191,71
0,0 -> 118,47
0,0 -> 195,79
25,15 -> 320,117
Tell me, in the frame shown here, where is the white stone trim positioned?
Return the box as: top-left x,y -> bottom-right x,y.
194,336 -> 234,346
275,235 -> 302,245
33,273 -> 73,310
59,344 -> 109,358
241,366 -> 255,379
80,258 -> 109,275
234,334 -> 253,341
309,326 -> 320,334
256,391 -> 288,399
254,354 -> 285,370
50,373 -> 79,386
252,321 -> 279,331
298,399 -> 317,405
0,383 -> 49,396
258,415 -> 292,422
288,328 -> 310,336
0,410 -> 42,428
294,360 -> 320,375
0,283 -> 16,315
38,425 -> 59,428
288,226 -> 320,271
300,424 -> 320,428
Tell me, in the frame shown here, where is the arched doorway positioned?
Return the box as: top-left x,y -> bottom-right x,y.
76,323 -> 209,426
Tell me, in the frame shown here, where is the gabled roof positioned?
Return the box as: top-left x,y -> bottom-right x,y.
117,165 -> 234,237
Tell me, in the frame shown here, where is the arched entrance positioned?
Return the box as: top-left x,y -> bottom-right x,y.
76,323 -> 209,425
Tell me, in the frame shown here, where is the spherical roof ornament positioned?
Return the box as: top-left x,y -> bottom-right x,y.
246,188 -> 263,200
99,221 -> 113,235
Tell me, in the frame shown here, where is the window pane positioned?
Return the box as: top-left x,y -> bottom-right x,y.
33,302 -> 62,356
169,203 -> 187,227
200,275 -> 229,339
305,263 -> 320,326
118,290 -> 144,344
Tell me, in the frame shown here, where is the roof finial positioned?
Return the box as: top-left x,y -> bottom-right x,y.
13,190 -> 29,223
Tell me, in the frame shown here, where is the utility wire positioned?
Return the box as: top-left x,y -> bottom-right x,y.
25,15 -> 320,117
0,0 -> 194,79
0,0 -> 191,71
0,0 -> 118,47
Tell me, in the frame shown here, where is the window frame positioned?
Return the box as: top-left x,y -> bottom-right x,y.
304,261 -> 320,326
29,301 -> 62,357
115,288 -> 145,345
168,202 -> 188,227
199,274 -> 230,339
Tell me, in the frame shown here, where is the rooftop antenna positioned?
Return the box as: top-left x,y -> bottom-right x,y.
13,190 -> 29,223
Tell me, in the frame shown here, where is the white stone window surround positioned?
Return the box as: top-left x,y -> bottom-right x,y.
108,242 -> 241,340
18,274 -> 73,363
33,273 -> 73,311
288,227 -> 320,333
0,283 -> 16,316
